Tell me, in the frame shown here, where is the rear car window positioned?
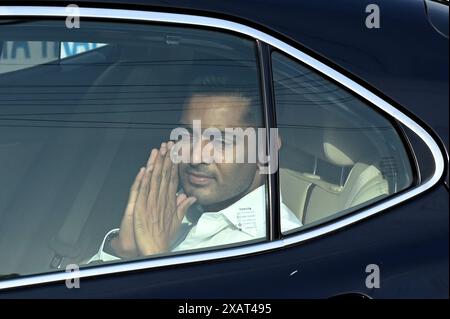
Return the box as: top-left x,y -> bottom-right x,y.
272,51 -> 414,231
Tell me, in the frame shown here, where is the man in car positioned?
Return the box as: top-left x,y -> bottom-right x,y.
89,75 -> 301,262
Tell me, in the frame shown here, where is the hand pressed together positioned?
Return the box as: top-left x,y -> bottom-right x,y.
110,141 -> 197,258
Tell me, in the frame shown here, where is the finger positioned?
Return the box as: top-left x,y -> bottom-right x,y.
146,148 -> 158,170
155,142 -> 176,227
136,151 -> 157,211
125,167 -> 145,218
168,161 -> 179,202
176,197 -> 197,222
176,193 -> 187,206
133,166 -> 153,248
158,141 -> 175,201
117,167 -> 145,257
147,142 -> 167,207
144,148 -> 158,204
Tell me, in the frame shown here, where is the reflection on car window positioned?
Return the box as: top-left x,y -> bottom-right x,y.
0,41 -> 107,74
60,42 -> 107,59
272,52 -> 413,232
0,20 -> 301,279
0,41 -> 59,74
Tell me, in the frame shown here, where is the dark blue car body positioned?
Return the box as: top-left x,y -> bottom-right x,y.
0,0 -> 448,298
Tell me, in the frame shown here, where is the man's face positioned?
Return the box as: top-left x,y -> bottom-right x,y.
178,94 -> 262,210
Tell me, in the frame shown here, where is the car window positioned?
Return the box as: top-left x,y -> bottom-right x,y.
272,51 -> 414,232
0,19 -> 284,278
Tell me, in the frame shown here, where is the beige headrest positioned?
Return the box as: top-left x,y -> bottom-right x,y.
323,141 -> 354,166
322,129 -> 375,167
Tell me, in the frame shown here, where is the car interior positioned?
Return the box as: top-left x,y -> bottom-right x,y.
0,20 -> 413,278
272,52 -> 413,228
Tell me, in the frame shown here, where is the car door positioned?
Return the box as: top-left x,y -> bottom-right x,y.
0,5 -> 447,299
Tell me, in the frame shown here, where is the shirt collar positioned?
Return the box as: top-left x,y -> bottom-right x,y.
197,184 -> 267,238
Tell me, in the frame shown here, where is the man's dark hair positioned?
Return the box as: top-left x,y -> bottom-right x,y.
186,73 -> 263,126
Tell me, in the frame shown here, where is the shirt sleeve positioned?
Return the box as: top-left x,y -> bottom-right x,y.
86,228 -> 121,263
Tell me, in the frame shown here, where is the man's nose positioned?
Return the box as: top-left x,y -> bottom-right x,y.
191,139 -> 207,164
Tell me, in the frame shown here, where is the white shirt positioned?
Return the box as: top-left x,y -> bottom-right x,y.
88,185 -> 301,263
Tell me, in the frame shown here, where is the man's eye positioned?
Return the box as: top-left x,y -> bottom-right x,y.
177,132 -> 191,141
224,139 -> 235,146
213,138 -> 233,146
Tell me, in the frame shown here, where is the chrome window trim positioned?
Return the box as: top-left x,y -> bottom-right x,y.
0,6 -> 445,291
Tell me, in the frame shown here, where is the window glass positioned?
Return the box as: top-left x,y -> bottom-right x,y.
60,42 -> 107,59
0,40 -> 106,74
0,41 -> 59,74
0,20 -> 292,279
272,52 -> 413,232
